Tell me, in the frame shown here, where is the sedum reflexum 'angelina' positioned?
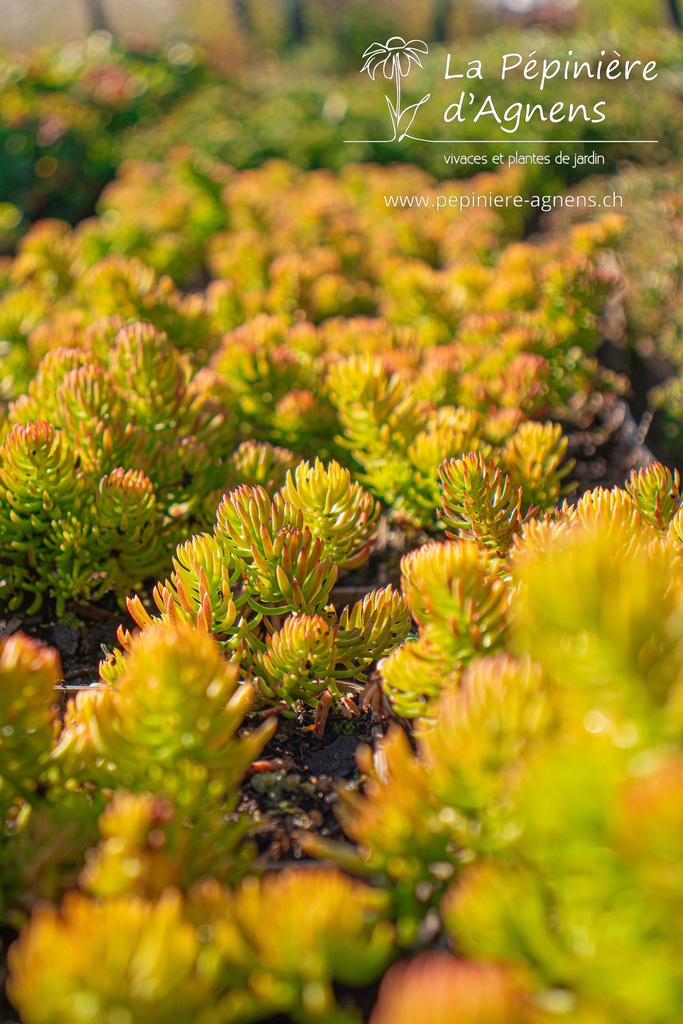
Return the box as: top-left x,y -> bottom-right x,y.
225,438 -> 299,496
278,459 -> 380,570
0,421 -> 104,612
80,788 -> 257,897
308,506 -> 683,1021
440,452 -> 526,554
56,622 -> 276,806
117,461 -> 409,718
187,867 -> 394,1023
380,539 -> 510,717
9,868 -> 394,1024
211,315 -> 342,463
8,890 -> 216,1024
0,632 -> 104,924
0,632 -> 59,815
300,725 -> 456,936
625,462 -> 680,533
303,653 -> 551,932
370,954 -> 540,1024
385,462 -> 683,719
328,357 -> 575,529
0,322 -> 237,611
215,484 -> 340,616
257,587 -> 409,707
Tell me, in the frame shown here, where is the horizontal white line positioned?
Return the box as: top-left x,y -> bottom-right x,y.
344,139 -> 659,144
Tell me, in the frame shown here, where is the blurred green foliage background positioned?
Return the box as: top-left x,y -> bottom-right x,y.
0,0 -> 681,242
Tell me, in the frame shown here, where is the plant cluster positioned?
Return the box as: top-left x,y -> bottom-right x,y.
378,458 -> 679,717
0,619 -> 283,919
9,868 -> 394,1024
297,462 -> 683,1024
6,461 -> 683,1023
0,321 -> 249,612
109,458 -> 410,723
0,153 -> 624,613
328,357 -> 579,526
0,154 -> 620,406
0,619 -> 398,1024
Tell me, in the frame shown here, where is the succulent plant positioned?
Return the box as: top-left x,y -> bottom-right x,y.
305,653 -> 553,931
0,152 -> 621,548
511,513 -> 683,707
256,586 -> 410,711
215,485 -> 339,617
211,316 -> 341,461
188,867 -> 394,1023
0,632 -> 59,814
380,539 -> 510,717
2,47 -> 683,1024
226,439 -> 299,496
327,355 -> 577,529
502,421 -> 574,512
440,454 -> 527,556
119,465 -> 408,721
80,789 -> 256,898
422,654 -> 552,815
7,890 -> 216,1024
56,623 -> 276,806
0,322 -> 241,611
279,459 -> 380,570
0,421 -> 95,612
370,954 -> 541,1024
0,632 -> 104,924
300,726 -> 457,938
625,463 -> 681,533
8,868 -> 394,1024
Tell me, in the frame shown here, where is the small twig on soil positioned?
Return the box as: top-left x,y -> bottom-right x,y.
246,757 -> 296,776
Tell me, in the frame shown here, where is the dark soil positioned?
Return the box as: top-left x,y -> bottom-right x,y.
560,391 -> 654,497
0,591 -> 137,716
240,708 -> 378,864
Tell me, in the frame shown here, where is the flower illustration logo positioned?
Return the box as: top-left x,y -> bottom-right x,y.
360,37 -> 430,142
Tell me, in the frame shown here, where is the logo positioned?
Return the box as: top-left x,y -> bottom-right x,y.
356,37 -> 431,142
347,39 -> 659,146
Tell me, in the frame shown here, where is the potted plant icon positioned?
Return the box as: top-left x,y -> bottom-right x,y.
360,37 -> 431,142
